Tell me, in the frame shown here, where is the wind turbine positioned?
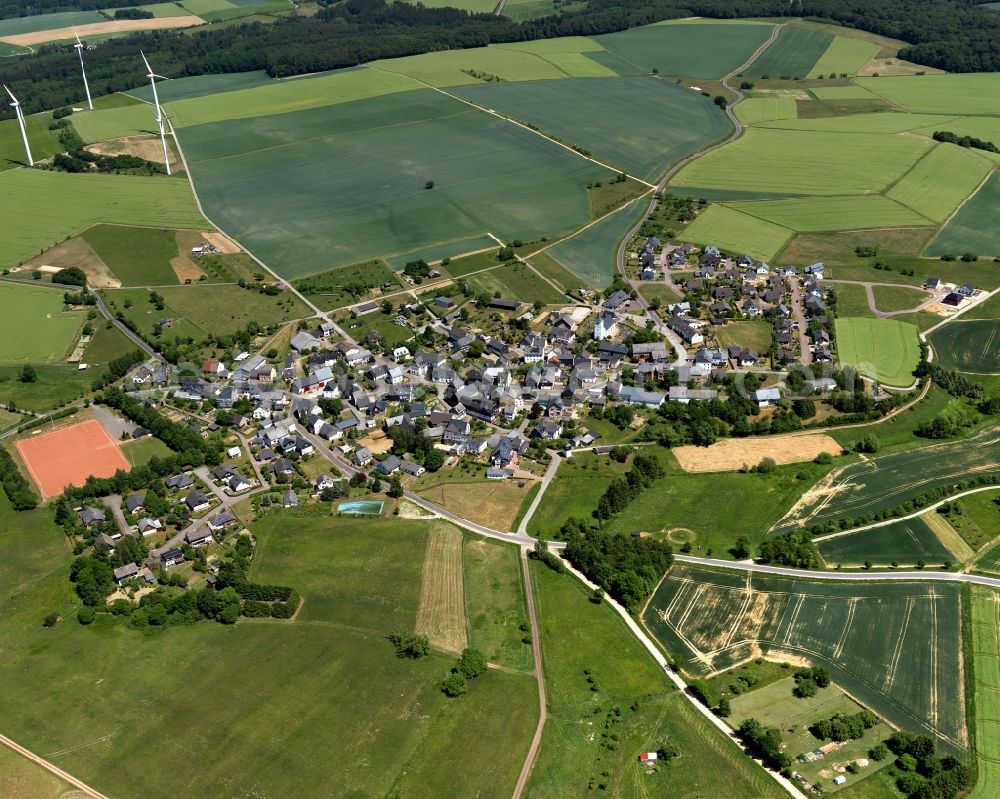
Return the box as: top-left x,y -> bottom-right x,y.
4,85 -> 33,166
140,51 -> 171,175
74,32 -> 93,111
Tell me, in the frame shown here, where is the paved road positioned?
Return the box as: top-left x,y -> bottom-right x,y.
512,546 -> 548,799
787,277 -> 812,366
102,494 -> 131,537
0,732 -> 112,799
614,24 -> 784,287
516,453 -> 561,536
674,554 -> 1000,588
89,289 -> 162,361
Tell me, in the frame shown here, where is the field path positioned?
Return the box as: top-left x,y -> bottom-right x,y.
512,546 -> 548,799
0,731 -> 112,799
613,23 -> 785,336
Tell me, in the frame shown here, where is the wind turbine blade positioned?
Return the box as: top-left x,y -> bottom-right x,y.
74,29 -> 82,45
3,84 -> 17,104
140,50 -> 153,73
151,73 -> 168,80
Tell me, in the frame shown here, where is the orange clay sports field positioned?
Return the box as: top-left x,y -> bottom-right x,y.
15,419 -> 130,498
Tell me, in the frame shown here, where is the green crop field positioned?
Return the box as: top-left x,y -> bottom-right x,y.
735,96 -> 797,125
461,262 -> 564,304
0,9 -> 103,36
595,21 -> 776,80
81,224 -> 181,286
70,103 -> 159,144
102,1 -> 192,16
743,25 -> 832,79
0,283 -> 83,364
672,127 -> 931,196
680,204 -> 793,261
809,85 -> 879,100
166,67 -> 415,128
643,564 -> 966,754
0,170 -> 205,268
528,563 -> 786,798
546,200 -> 643,287
807,36 -> 879,77
177,0 -> 237,14
859,73 -> 1000,116
775,425 -> 1000,530
181,89 -> 611,279
386,235 -> 497,271
925,171 -> 1000,257
126,70 -> 274,104
969,587 -> 1000,798
913,115 -> 1000,148
930,320 -> 1000,374
0,115 -> 63,171
760,111 -> 955,135
0,498 -> 538,798
452,76 -> 732,182
816,516 -> 955,567
729,194 -> 930,232
835,317 -> 920,385
886,144 -> 994,223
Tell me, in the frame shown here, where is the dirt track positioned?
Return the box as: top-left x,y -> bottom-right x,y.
0,16 -> 203,45
673,433 -> 842,473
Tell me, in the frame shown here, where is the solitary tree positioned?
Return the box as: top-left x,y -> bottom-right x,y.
19,364 -> 36,383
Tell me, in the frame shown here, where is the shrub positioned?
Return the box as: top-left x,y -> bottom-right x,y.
441,673 -> 466,697
241,599 -> 272,618
389,631 -> 430,659
42,612 -> 59,627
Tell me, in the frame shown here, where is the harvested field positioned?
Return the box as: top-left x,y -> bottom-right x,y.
201,231 -> 241,253
775,425 -> 1000,531
0,15 -> 203,45
21,238 -> 120,289
644,563 -> 966,754
418,480 -> 536,532
15,419 -> 129,498
672,433 -> 842,472
416,524 -> 468,653
88,135 -> 173,165
170,255 -> 205,283
358,430 -> 394,455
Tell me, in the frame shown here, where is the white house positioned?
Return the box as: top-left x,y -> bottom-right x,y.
593,311 -> 618,341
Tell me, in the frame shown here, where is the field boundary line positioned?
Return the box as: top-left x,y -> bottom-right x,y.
0,731 -> 113,799
922,165 -> 997,254
883,597 -> 914,691
811,484 -> 1000,542
363,64 -> 655,187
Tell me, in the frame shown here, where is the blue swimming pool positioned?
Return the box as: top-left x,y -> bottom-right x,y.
337,500 -> 384,516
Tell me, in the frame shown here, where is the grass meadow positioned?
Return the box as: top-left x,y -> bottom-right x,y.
101,284 -> 310,338
0,9 -> 102,36
834,317 -> 920,385
929,320 -> 1000,374
807,36 -> 880,77
0,742 -> 75,798
594,21 -> 776,80
776,425 -> 1000,530
858,73 -> 1000,115
0,499 -> 538,798
0,283 -> 83,364
462,262 -> 564,304
925,171 -> 1000,257
70,103 -> 159,144
644,564 -> 966,754
0,364 -> 93,411
969,587 -> 1000,798
527,562 -> 786,798
452,76 -> 732,182
0,114 -> 63,171
81,225 -> 181,286
816,516 -> 956,567
181,89 -> 611,279
871,283 -> 928,313
0,170 -> 204,268
680,204 -> 793,261
744,25 -> 831,78
729,678 -> 892,793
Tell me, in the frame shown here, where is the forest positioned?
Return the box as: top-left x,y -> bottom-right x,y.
5,0 -> 1000,118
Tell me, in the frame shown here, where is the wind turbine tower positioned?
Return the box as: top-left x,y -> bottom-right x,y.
74,33 -> 93,110
140,51 -> 171,175
4,85 -> 33,166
